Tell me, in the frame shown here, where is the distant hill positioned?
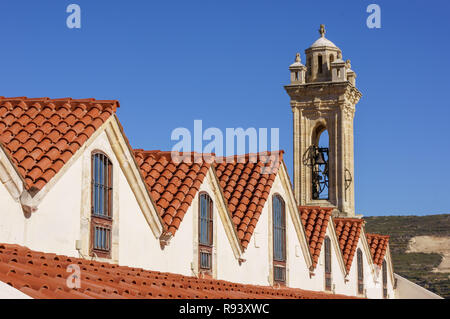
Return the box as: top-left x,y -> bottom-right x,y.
364,214 -> 450,299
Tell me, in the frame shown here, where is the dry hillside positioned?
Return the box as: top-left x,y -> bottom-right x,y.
365,214 -> 450,299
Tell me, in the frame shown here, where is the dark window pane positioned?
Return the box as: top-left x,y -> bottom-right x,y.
382,260 -> 388,298
324,236 -> 332,290
273,196 -> 286,262
198,193 -> 213,273
357,249 -> 364,294
199,194 -> 212,246
92,153 -> 113,218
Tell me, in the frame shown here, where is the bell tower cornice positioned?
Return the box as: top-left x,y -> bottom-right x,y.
285,82 -> 362,106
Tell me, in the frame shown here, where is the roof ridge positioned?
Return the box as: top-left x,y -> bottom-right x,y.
134,149 -> 215,157
0,96 -> 119,103
0,97 -> 120,110
215,150 -> 284,161
366,233 -> 390,238
134,150 -> 284,168
334,217 -> 364,223
134,149 -> 283,159
299,205 -> 334,210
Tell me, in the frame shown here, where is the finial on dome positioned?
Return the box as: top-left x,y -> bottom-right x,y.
319,24 -> 326,38
295,53 -> 301,63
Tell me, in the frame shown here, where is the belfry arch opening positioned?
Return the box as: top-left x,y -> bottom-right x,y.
312,125 -> 328,147
311,125 -> 329,200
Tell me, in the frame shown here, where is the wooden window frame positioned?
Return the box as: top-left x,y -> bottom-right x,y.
198,192 -> 213,276
90,151 -> 113,259
357,248 -> 364,295
324,236 -> 332,291
272,194 -> 286,285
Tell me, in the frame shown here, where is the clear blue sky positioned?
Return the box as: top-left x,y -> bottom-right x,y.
1,0 -> 449,216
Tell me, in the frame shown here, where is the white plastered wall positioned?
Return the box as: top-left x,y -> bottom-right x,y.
0,141 -> 87,257
394,274 -> 442,299
0,181 -> 25,245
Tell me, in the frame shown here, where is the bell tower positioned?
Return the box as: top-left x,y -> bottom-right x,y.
285,25 -> 361,217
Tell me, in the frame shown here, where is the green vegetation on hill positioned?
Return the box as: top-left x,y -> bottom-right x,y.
365,214 -> 450,299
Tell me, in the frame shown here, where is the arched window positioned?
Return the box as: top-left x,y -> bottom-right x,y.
329,54 -> 334,65
382,260 -> 388,298
199,193 -> 213,273
357,248 -> 364,295
324,236 -> 332,291
318,55 -> 323,74
273,195 -> 286,284
91,152 -> 113,258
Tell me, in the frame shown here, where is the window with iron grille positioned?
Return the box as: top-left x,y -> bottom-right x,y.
90,152 -> 113,258
357,248 -> 364,295
92,152 -> 113,218
93,226 -> 111,251
272,195 -> 286,284
382,259 -> 388,298
274,265 -> 286,282
198,193 -> 213,273
324,236 -> 332,291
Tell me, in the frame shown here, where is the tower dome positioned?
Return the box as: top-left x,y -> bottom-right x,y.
310,37 -> 337,49
305,25 -> 342,83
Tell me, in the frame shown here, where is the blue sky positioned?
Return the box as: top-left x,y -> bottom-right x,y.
1,0 -> 449,216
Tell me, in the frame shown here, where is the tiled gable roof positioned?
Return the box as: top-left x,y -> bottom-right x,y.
215,152 -> 282,249
0,97 -> 118,191
299,206 -> 333,268
134,151 -> 284,248
334,218 -> 364,272
0,244 -> 358,299
134,150 -> 210,236
366,233 -> 390,266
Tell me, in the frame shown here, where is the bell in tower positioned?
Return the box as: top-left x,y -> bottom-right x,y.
285,25 -> 362,217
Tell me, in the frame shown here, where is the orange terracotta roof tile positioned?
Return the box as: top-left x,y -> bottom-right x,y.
215,152 -> 283,249
0,97 -> 119,191
334,218 -> 364,272
134,150 -> 211,236
366,233 -> 390,266
0,243 -> 357,299
299,206 -> 333,268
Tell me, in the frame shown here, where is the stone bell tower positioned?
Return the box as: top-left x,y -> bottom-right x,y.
285,25 -> 362,217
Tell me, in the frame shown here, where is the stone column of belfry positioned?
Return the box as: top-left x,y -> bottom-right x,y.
285,25 -> 361,217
